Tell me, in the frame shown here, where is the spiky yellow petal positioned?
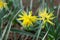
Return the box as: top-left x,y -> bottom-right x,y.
17,11 -> 37,27
39,8 -> 55,28
0,0 -> 7,10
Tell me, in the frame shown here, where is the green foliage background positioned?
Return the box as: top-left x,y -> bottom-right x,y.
0,0 -> 60,40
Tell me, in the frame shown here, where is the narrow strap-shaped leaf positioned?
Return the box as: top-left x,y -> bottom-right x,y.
0,10 -> 4,40
2,8 -> 23,40
50,0 -> 54,11
30,0 -> 33,10
35,22 -> 43,40
42,27 -> 50,40
0,19 -> 2,40
2,10 -> 11,19
11,28 -> 34,37
42,0 -> 45,9
57,4 -> 60,18
20,0 -> 23,9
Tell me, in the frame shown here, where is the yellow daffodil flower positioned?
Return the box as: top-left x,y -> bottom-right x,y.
0,0 -> 7,10
17,11 -> 37,27
39,8 -> 55,28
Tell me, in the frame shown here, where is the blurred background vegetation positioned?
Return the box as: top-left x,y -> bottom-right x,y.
0,0 -> 60,40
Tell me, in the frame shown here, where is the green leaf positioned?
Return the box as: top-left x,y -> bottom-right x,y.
42,27 -> 50,40
11,28 -> 34,37
35,22 -> 43,40
2,8 -> 23,40
30,0 -> 33,10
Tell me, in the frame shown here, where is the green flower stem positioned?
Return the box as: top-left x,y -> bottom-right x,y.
36,27 -> 41,40
36,22 -> 43,40
42,27 -> 50,40
30,0 -> 33,10
20,0 -> 23,9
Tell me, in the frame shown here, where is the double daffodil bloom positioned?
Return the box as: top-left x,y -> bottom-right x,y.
18,11 -> 37,27
39,8 -> 55,28
0,0 -> 7,10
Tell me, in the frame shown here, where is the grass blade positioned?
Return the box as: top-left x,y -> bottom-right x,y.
2,8 -> 23,40
42,28 -> 50,40
30,0 -> 33,10
36,22 -> 43,40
